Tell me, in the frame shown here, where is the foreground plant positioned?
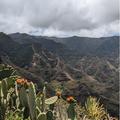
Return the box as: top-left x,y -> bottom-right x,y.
0,76 -> 18,120
0,73 -> 58,120
67,96 -> 77,120
84,96 -> 108,120
0,64 -> 118,120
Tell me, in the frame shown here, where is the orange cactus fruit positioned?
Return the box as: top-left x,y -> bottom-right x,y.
56,91 -> 61,97
67,96 -> 74,102
67,97 -> 71,102
16,79 -> 22,84
69,96 -> 74,101
21,79 -> 25,85
16,78 -> 29,86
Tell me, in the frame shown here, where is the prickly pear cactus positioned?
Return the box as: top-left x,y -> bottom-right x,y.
45,96 -> 58,105
41,86 -> 46,112
46,110 -> 54,120
37,113 -> 47,120
6,76 -> 16,89
36,97 -> 42,112
27,82 -> 36,120
19,87 -> 28,107
1,79 -> 8,99
67,103 -> 76,120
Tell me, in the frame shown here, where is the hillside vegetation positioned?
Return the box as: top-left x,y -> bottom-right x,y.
0,64 -> 118,120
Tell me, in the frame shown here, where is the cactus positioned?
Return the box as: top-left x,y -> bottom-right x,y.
0,79 -> 14,120
41,86 -> 46,112
1,79 -> 8,99
49,104 -> 55,111
14,81 -> 20,109
19,87 -> 28,107
36,97 -> 42,112
45,96 -> 58,105
26,82 -> 36,120
67,102 -> 76,120
46,110 -> 54,120
6,76 -> 16,90
0,102 -> 6,120
37,113 -> 47,120
0,98 -> 7,120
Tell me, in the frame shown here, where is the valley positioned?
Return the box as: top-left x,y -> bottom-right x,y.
0,32 -> 119,117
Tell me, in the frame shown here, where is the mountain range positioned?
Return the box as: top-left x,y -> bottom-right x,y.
0,32 -> 119,116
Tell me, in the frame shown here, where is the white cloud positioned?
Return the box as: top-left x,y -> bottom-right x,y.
0,0 -> 119,37
77,20 -> 120,37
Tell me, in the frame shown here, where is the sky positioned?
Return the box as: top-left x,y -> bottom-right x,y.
0,0 -> 119,37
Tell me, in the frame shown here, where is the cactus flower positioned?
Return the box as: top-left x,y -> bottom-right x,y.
67,96 -> 75,103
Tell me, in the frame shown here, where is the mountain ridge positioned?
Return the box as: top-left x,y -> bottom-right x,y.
9,33 -> 119,58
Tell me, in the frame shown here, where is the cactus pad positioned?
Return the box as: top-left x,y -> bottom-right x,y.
45,96 -> 58,105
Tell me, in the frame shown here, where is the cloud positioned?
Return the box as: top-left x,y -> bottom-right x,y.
78,20 -> 120,37
0,0 -> 119,37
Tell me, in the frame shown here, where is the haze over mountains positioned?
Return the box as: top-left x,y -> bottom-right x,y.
0,32 -> 119,116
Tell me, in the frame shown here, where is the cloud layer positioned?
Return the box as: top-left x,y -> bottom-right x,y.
0,0 -> 119,37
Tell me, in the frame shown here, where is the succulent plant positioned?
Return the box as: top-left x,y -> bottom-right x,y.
46,110 -> 54,120
41,86 -> 46,112
67,102 -> 76,120
19,87 -> 28,107
37,113 -> 47,120
1,79 -> 8,99
26,82 -> 36,120
45,96 -> 58,105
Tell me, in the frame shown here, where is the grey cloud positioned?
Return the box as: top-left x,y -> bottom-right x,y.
0,0 -> 24,16
0,0 -> 119,37
24,0 -> 119,30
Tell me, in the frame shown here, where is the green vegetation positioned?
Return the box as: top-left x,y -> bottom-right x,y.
0,64 -> 118,120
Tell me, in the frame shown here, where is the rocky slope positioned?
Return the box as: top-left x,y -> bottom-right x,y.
0,32 -> 119,116
9,33 -> 75,59
52,36 -> 119,57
